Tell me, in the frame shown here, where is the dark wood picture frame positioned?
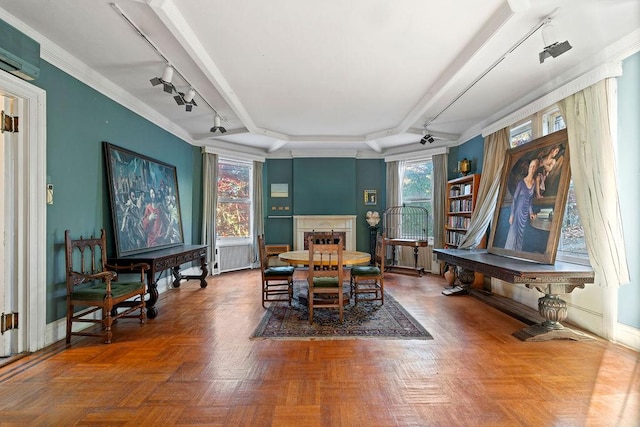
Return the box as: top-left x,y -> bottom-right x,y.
488,129 -> 570,264
104,142 -> 184,257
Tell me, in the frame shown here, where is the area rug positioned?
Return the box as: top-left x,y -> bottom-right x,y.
251,282 -> 432,340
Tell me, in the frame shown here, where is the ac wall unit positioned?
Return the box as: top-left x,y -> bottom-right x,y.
0,18 -> 41,81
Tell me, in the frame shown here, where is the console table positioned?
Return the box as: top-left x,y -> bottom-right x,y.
434,248 -> 595,341
109,244 -> 208,319
385,238 -> 429,276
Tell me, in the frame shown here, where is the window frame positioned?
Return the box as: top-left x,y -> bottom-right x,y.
215,158 -> 254,246
508,105 -> 588,265
400,158 -> 434,240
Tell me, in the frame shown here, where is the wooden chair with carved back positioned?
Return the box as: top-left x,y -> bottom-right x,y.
65,229 -> 149,344
258,234 -> 294,307
307,236 -> 345,324
350,233 -> 385,305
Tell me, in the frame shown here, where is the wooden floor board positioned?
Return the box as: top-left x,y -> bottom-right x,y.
0,268 -> 638,426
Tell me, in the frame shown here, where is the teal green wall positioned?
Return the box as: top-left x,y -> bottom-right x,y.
448,134 -> 485,180
33,61 -> 202,323
264,158 -> 386,251
263,159 -> 294,246
23,52 -> 639,331
293,158 -> 357,214
617,51 -> 640,328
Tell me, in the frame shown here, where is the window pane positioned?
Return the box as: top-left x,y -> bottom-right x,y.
557,181 -> 588,258
401,161 -> 433,237
218,162 -> 250,200
402,162 -> 433,201
216,201 -> 250,237
216,162 -> 251,238
510,120 -> 533,147
542,108 -> 566,136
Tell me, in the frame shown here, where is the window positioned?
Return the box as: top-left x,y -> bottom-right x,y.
401,160 -> 434,238
508,106 -> 587,262
216,160 -> 252,241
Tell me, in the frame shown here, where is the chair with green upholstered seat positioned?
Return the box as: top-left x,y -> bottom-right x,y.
307,236 -> 345,324
350,233 -> 385,305
258,234 -> 294,307
65,229 -> 148,344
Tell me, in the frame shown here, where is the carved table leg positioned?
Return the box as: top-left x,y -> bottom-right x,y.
412,247 -> 424,276
198,261 -> 208,288
512,283 -> 594,341
172,266 -> 183,288
146,271 -> 159,319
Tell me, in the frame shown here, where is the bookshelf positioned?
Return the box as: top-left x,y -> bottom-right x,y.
445,174 -> 482,249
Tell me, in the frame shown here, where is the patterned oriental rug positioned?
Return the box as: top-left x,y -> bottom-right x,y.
251,282 -> 432,340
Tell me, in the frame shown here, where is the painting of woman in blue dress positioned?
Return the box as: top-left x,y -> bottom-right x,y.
504,158 -> 539,251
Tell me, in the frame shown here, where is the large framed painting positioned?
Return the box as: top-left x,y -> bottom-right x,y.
487,129 -> 570,264
104,142 -> 184,257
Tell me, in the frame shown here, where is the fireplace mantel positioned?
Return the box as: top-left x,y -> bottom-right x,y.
293,215 -> 357,250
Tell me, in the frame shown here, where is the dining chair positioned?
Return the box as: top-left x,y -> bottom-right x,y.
350,233 -> 385,305
65,229 -> 148,344
258,234 -> 294,308
307,236 -> 345,323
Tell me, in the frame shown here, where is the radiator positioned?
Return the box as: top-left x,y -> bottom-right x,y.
217,244 -> 253,273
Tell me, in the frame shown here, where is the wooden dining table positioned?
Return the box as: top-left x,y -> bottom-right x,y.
278,250 -> 371,266
279,250 -> 371,307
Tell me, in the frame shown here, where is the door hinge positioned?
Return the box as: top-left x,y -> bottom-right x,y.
1,110 -> 19,133
1,312 -> 19,334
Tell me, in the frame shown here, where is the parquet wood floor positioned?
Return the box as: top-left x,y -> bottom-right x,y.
0,269 -> 638,426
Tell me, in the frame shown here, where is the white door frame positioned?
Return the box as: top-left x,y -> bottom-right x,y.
0,71 -> 47,353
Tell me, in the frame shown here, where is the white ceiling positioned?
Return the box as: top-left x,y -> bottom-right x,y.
0,0 -> 638,158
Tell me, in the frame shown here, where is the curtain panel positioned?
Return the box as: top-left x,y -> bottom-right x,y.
252,161 -> 264,265
558,79 -> 630,287
201,151 -> 218,270
459,128 -> 510,249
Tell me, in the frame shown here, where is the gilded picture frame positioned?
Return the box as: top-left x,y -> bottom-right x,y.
364,189 -> 377,205
487,129 -> 571,264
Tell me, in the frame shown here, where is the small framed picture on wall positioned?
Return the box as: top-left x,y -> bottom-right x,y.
364,190 -> 377,205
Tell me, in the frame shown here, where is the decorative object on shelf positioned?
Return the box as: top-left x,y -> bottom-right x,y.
458,158 -> 472,176
364,189 -> 377,205
487,129 -> 570,264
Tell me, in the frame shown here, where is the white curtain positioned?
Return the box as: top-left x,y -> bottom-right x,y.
252,161 -> 264,265
201,151 -> 218,272
459,128 -> 510,249
558,79 -> 630,287
385,160 -> 402,208
432,153 -> 448,250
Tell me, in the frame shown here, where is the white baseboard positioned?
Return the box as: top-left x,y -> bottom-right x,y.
615,322 -> 640,351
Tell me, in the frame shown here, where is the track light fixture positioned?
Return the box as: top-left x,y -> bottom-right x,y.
210,114 -> 227,133
112,4 -> 227,128
419,134 -> 435,145
539,19 -> 572,63
174,88 -> 197,111
150,65 -> 175,93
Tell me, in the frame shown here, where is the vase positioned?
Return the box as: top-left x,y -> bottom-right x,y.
444,266 -> 455,286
